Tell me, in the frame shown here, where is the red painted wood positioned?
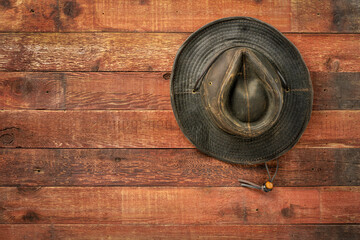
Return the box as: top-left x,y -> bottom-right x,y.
0,0 -> 359,33
0,224 -> 359,240
1,72 -> 359,110
0,110 -> 359,148
0,34 -> 358,72
0,148 -> 358,187
0,187 -> 359,224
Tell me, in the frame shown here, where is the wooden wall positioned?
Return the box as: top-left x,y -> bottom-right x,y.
0,0 -> 359,239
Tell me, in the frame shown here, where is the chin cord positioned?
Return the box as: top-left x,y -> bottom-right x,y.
238,159 -> 279,192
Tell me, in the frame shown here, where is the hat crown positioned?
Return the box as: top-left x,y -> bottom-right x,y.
230,54 -> 269,123
201,48 -> 284,137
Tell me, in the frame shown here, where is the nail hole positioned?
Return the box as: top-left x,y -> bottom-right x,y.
311,168 -> 315,171
255,208 -> 259,212
323,89 -> 327,92
209,81 -> 212,85
317,13 -> 320,16
114,157 -> 121,162
285,88 -> 290,92
33,168 -> 42,173
46,91 -> 49,94
192,89 -> 196,94
30,9 -> 35,13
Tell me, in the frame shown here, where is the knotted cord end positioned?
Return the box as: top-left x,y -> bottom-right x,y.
238,160 -> 279,193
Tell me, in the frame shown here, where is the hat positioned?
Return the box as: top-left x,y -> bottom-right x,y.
170,17 -> 313,164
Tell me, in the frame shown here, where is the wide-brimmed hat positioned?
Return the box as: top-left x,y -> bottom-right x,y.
170,17 -> 313,165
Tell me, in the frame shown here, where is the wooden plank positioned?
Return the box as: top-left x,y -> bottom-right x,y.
321,187 -> 360,223
0,0 -> 290,32
0,148 -> 358,187
0,186 -> 359,224
0,0 -> 359,33
1,72 -> 359,110
0,33 -> 358,72
0,224 -> 359,240
287,34 -> 359,73
0,72 -> 168,110
0,0 -> 58,32
300,110 -> 360,148
311,72 -> 360,110
0,72 -> 66,110
291,0 -> 360,33
0,110 -> 359,148
0,110 -> 191,148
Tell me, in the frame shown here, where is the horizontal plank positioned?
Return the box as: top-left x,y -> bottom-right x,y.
0,110 -> 359,148
0,0 -> 359,33
311,72 -> 360,110
0,72 -> 66,110
1,72 -> 359,110
0,148 -> 358,187
291,0 -> 360,33
300,110 -> 360,148
0,186 -> 359,224
0,72 -> 169,110
0,110 -> 190,148
0,34 -> 358,72
0,224 -> 359,240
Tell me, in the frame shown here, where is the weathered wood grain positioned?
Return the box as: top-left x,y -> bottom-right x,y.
291,0 -> 360,33
0,224 -> 359,240
0,33 -> 358,72
0,0 -> 359,33
0,187 -> 359,224
0,72 -> 66,110
0,110 -> 359,148
0,148 -> 358,187
0,110 -> 190,148
300,110 -> 360,148
0,0 -> 58,32
1,72 -> 359,110
321,188 -> 360,223
0,0 -> 358,238
0,72 -> 168,110
311,72 -> 360,110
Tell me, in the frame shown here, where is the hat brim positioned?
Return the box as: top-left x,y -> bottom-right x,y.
170,17 -> 313,164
